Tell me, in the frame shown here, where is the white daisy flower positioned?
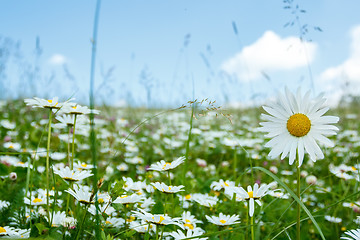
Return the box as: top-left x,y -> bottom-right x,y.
65,184 -> 93,204
150,182 -> 185,194
179,211 -> 203,230
24,196 -> 47,206
73,161 -> 94,170
0,200 -> 10,210
205,213 -> 240,226
24,97 -> 72,110
210,179 -> 235,191
53,166 -> 93,182
324,215 -> 342,223
259,87 -> 339,167
169,228 -> 207,240
235,183 -> 271,217
148,156 -> 185,171
104,217 -> 125,228
59,103 -> 100,115
132,209 -> 184,228
341,229 -> 360,240
113,194 -> 144,204
46,211 -> 67,227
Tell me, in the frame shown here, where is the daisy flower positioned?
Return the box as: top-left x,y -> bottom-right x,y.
132,209 -> 184,228
259,87 -> 339,167
151,182 -> 185,194
60,103 -> 100,115
205,213 -> 240,226
65,184 -> 93,204
235,183 -> 271,217
112,194 -> 144,204
179,211 -> 203,230
24,196 -> 47,206
210,179 -> 235,191
53,166 -> 93,182
147,156 -> 185,171
169,229 -> 207,240
341,229 -> 360,240
24,97 -> 71,110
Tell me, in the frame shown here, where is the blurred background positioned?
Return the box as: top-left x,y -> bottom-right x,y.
0,0 -> 359,108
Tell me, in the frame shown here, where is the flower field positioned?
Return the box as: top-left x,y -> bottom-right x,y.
0,93 -> 359,240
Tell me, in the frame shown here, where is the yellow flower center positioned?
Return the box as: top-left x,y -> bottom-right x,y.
162,162 -> 171,169
220,219 -> 227,224
152,216 -> 165,224
81,163 -> 87,167
105,221 -> 111,224
0,227 -> 6,233
121,195 -> 128,198
352,166 -> 357,171
185,194 -> 191,200
98,198 -> 104,204
33,198 -> 42,203
184,223 -> 194,229
286,113 -> 311,137
48,100 -> 53,103
224,182 -> 229,187
248,191 -> 254,198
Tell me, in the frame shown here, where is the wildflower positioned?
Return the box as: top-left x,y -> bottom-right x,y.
24,97 -> 70,110
60,103 -> 100,115
205,213 -> 240,226
0,200 -> 10,210
341,229 -> 360,240
235,183 -> 271,217
324,215 -> 342,223
88,204 -> 116,216
103,217 -> 125,228
148,156 -> 185,171
46,211 -> 67,227
169,229 -> 207,240
132,209 -> 184,228
65,184 -> 93,204
113,194 -> 144,204
151,182 -> 185,194
9,172 -> 17,181
24,195 -> 47,206
259,87 -> 339,167
61,217 -> 77,229
210,179 -> 235,191
54,166 -> 93,182
73,161 -> 94,170
179,211 -> 203,230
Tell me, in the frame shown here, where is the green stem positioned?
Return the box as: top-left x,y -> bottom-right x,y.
233,146 -> 237,181
183,103 -> 194,186
75,206 -> 89,240
251,216 -> 255,240
296,158 -> 301,240
71,114 -> 77,170
155,224 -> 159,240
67,126 -> 71,167
45,108 -> 53,224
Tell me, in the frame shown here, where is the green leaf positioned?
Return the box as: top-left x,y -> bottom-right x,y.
253,166 -> 325,240
151,201 -> 164,214
34,223 -> 48,235
124,230 -> 136,237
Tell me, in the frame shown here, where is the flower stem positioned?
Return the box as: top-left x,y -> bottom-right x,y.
233,146 -> 237,181
251,216 -> 255,240
45,108 -> 53,224
71,114 -> 77,170
296,158 -> 301,240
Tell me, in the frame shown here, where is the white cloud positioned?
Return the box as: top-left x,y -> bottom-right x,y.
48,54 -> 66,65
320,25 -> 360,104
221,31 -> 317,81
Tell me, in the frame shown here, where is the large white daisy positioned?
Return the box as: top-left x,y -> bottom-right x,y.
259,87 -> 339,167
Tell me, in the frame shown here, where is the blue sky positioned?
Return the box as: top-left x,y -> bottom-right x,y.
1,0 -> 360,107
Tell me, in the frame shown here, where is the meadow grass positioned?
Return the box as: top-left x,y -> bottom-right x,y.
0,99 -> 358,239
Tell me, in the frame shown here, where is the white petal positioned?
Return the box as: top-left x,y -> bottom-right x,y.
298,138 -> 305,167
249,198 -> 254,217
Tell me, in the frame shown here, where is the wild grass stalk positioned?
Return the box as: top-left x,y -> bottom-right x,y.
89,0 -> 102,238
